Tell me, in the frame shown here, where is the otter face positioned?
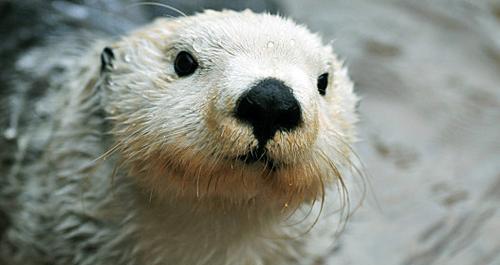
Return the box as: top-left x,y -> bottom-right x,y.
102,10 -> 358,209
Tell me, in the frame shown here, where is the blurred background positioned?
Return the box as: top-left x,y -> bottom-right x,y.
1,0 -> 499,264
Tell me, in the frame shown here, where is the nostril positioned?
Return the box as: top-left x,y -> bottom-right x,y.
235,95 -> 261,124
276,105 -> 301,131
235,78 -> 301,144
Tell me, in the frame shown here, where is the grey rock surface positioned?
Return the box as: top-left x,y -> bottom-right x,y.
279,1 -> 500,264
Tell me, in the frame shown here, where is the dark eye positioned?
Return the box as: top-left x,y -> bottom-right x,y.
174,51 -> 198,77
317,73 -> 329,96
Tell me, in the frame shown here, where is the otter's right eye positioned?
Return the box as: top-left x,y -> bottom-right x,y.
174,51 -> 198,77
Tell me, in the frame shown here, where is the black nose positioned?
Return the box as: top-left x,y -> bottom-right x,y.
235,78 -> 301,144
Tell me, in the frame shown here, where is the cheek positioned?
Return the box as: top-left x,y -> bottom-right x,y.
314,104 -> 354,164
124,81 -> 210,150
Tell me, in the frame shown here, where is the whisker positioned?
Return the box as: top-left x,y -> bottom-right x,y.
93,142 -> 121,163
127,1 -> 187,17
329,129 -> 376,215
316,149 -> 351,236
300,171 -> 326,236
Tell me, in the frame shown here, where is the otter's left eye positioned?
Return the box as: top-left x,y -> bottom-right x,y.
174,51 -> 198,77
317,73 -> 329,96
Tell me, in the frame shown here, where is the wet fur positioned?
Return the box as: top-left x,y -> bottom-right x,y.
0,10 -> 358,265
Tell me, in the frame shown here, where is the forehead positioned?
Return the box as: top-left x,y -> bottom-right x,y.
171,12 -> 330,70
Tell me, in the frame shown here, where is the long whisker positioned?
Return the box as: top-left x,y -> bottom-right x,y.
93,142 -> 121,163
295,164 -> 326,237
316,148 -> 351,236
329,129 -> 377,214
127,1 -> 187,17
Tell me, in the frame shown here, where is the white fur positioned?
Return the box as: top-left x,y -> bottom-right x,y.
0,10 -> 358,265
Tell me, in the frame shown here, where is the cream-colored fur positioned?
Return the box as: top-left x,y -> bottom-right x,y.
0,10 -> 358,265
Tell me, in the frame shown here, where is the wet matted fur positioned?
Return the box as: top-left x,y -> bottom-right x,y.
0,10 -> 359,265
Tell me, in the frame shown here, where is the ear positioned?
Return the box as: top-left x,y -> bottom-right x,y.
100,46 -> 115,73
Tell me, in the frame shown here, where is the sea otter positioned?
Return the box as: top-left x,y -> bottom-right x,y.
0,10 -> 358,265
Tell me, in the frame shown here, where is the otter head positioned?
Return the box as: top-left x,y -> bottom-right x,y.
100,10 -> 358,210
